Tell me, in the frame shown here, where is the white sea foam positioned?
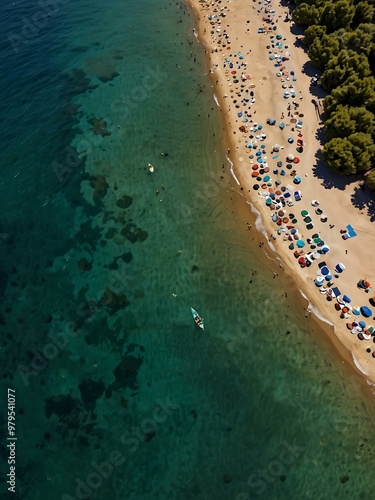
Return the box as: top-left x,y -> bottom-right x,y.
213,94 -> 220,107
245,200 -> 276,252
352,354 -> 369,377
226,156 -> 240,185
299,290 -> 335,327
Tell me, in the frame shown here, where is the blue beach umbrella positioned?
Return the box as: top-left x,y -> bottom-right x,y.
297,240 -> 305,248
325,274 -> 332,281
321,266 -> 329,275
263,175 -> 270,182
361,306 -> 372,317
343,294 -> 351,303
258,158 -> 263,163
359,321 -> 366,328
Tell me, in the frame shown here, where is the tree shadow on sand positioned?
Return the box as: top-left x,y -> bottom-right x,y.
351,185 -> 375,222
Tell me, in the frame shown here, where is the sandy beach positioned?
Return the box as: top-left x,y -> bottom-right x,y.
188,0 -> 375,387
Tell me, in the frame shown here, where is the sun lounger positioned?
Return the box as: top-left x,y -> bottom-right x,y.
342,224 -> 357,239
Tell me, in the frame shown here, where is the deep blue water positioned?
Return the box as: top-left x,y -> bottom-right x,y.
1,1 -> 375,499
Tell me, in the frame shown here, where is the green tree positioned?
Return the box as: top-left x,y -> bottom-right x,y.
324,105 -> 356,141
292,3 -> 322,26
352,2 -> 375,27
339,24 -> 375,56
308,34 -> 340,69
324,75 -> 375,113
304,24 -> 327,45
349,107 -> 375,138
321,50 -> 371,90
320,0 -> 355,32
365,170 -> 375,190
348,132 -> 375,172
322,133 -> 375,174
322,137 -> 357,174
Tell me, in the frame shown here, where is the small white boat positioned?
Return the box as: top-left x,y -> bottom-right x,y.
191,307 -> 204,330
148,163 -> 154,173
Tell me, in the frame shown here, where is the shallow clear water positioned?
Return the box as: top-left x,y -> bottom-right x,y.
0,1 -> 374,499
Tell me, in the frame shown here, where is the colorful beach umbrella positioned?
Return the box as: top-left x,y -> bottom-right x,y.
361,306 -> 372,317
297,240 -> 305,248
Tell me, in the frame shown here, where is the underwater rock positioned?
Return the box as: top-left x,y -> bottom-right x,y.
77,257 -> 92,271
89,174 -> 109,204
121,223 -> 148,243
63,68 -> 98,97
113,353 -> 143,390
116,195 -> 133,209
78,379 -> 105,409
105,227 -> 117,240
223,474 -> 231,483
99,288 -> 129,315
144,430 -> 156,443
45,394 -> 83,429
84,56 -> 120,83
88,117 -> 111,136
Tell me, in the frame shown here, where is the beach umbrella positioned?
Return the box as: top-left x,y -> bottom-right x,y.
311,200 -> 320,207
253,184 -> 259,190
293,157 -> 300,163
315,276 -> 325,286
266,198 -> 272,205
297,240 -> 305,248
325,274 -> 332,281
353,306 -> 360,316
272,144 -> 281,152
288,138 -> 294,143
334,263 -> 345,273
359,321 -> 367,328
293,176 -> 302,184
287,154 -> 294,161
343,294 -> 351,303
321,266 -> 329,275
321,245 -> 330,253
361,306 -> 372,317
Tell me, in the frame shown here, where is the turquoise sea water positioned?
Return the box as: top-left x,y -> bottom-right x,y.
1,1 -> 375,499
